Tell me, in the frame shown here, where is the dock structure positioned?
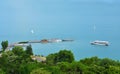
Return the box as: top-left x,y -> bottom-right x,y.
6,38 -> 74,49
7,43 -> 31,49
28,40 -> 41,43
21,39 -> 74,44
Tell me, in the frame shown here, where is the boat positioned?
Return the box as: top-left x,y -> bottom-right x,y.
90,40 -> 109,46
48,39 -> 62,43
40,39 -> 49,43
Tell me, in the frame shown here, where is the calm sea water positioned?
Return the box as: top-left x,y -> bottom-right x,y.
0,0 -> 120,60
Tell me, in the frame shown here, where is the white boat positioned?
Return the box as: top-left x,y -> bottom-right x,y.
90,40 -> 109,46
48,39 -> 62,43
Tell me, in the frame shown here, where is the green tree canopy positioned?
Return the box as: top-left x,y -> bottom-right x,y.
12,46 -> 24,56
26,45 -> 33,55
57,61 -> 87,74
46,53 -> 57,65
80,56 -> 101,66
0,69 -> 5,74
55,50 -> 74,63
46,50 -> 74,65
0,51 -> 20,74
0,46 -> 33,74
1,40 -> 8,51
80,57 -> 120,74
30,68 -> 51,74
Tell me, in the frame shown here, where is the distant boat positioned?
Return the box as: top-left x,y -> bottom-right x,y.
48,39 -> 62,43
31,29 -> 34,34
90,40 -> 109,46
48,39 -> 74,43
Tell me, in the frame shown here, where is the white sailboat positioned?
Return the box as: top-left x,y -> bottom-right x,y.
31,29 -> 34,34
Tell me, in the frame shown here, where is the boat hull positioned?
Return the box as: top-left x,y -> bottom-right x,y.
90,40 -> 109,46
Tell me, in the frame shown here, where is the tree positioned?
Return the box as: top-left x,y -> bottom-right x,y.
30,68 -> 51,74
0,69 -> 5,74
46,54 -> 57,65
12,46 -> 24,56
12,46 -> 32,63
100,58 -> 119,68
0,51 -> 20,74
46,50 -> 74,65
55,50 -> 74,63
70,62 -> 87,74
79,57 -> 120,73
57,62 -> 70,72
0,46 -> 33,74
47,66 -> 64,74
57,61 -> 87,74
1,40 -> 8,51
88,65 -> 105,74
20,62 -> 41,74
80,56 -> 101,66
26,45 -> 33,55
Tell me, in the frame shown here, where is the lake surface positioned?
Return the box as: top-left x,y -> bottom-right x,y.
0,0 -> 120,60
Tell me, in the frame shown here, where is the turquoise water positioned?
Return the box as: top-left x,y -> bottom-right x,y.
0,0 -> 120,60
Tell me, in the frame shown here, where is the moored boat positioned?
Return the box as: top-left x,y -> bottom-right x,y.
90,40 -> 109,46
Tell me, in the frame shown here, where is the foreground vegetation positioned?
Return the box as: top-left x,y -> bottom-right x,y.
0,41 -> 120,74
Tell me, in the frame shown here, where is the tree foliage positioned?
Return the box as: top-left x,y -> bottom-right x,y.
46,50 -> 74,65
0,42 -> 120,74
26,45 -> 33,55
57,62 -> 87,74
55,50 -> 74,63
30,68 -> 51,74
0,46 -> 33,74
1,40 -> 8,51
80,57 -> 120,74
12,46 -> 24,56
0,69 -> 5,74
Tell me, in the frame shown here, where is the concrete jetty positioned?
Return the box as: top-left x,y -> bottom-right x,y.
7,38 -> 74,49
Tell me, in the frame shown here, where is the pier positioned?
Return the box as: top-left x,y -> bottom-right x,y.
7,38 -> 74,49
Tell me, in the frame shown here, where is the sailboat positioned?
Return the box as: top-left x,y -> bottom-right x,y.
31,29 -> 34,34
